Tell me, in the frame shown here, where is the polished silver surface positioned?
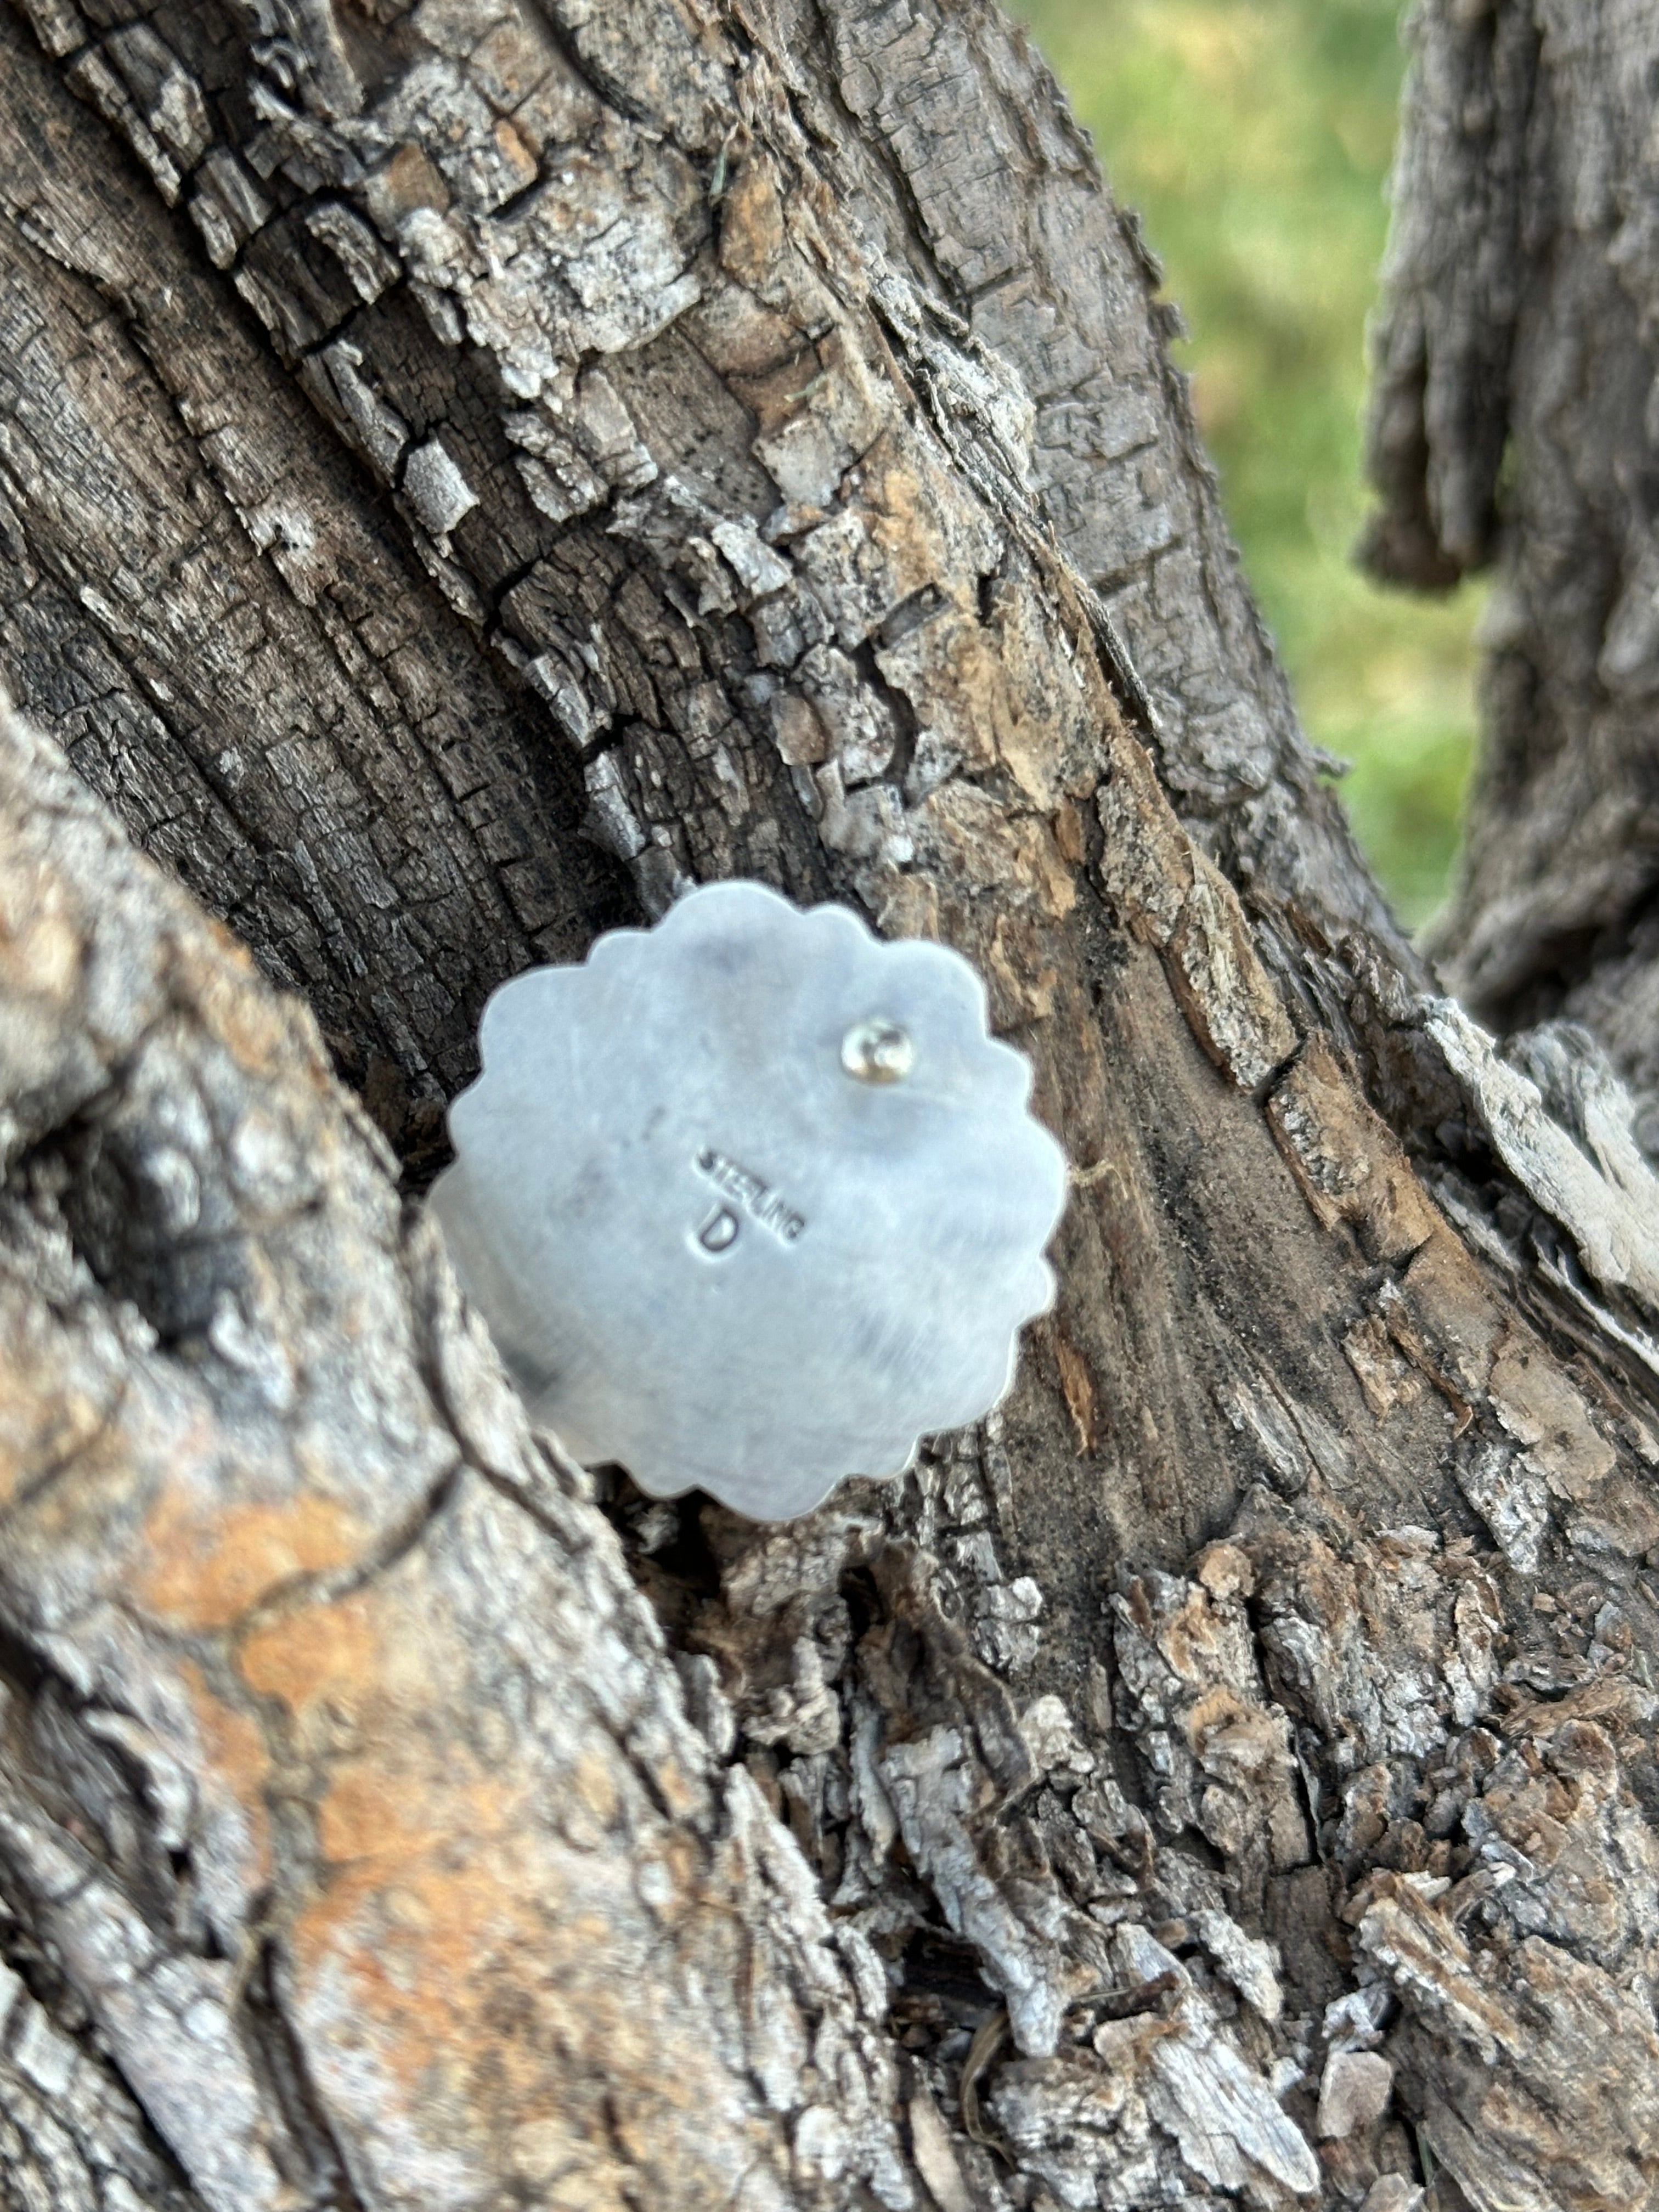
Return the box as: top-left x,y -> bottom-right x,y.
430,880 -> 1068,1521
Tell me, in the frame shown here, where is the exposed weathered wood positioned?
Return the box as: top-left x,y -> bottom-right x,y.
1,0 -> 1658,2207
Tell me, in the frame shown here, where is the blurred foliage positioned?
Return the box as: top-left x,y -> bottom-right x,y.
1011,0 -> 1482,928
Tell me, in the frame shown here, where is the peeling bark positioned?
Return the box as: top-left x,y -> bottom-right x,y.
2,1 -> 1659,2208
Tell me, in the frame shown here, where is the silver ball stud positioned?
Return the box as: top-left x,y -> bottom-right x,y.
842,1018 -> 914,1084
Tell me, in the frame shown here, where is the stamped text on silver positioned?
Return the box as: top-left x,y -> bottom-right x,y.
695,1146 -> 806,1245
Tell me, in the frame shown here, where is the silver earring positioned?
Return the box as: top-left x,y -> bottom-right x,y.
430,880 -> 1067,1521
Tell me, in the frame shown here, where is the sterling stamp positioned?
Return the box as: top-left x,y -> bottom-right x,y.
692,1146 -> 806,1246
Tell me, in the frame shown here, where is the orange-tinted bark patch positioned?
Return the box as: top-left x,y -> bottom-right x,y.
573,1748 -> 618,1826
249,1566 -> 780,2204
317,1758 -> 468,1866
137,1492 -> 368,1631
239,1589 -> 381,1719
292,1791 -> 562,2110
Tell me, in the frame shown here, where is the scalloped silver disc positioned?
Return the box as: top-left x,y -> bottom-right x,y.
429,879 -> 1067,1520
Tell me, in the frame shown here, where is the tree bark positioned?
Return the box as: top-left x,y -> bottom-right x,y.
1364,0 -> 1659,1129
2,3 -> 1658,2210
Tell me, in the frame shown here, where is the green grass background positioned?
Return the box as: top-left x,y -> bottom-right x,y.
1011,0 -> 1481,927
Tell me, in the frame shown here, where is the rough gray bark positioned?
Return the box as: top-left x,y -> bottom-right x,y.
2,2 -> 1658,2210
1364,0 -> 1659,1126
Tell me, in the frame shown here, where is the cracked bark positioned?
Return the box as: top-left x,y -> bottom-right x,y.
1363,0 -> 1659,1131
1,2 -> 1658,2209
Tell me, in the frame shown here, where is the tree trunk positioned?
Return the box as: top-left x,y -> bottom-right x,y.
1,3 -> 1657,2210
1363,0 -> 1659,1131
